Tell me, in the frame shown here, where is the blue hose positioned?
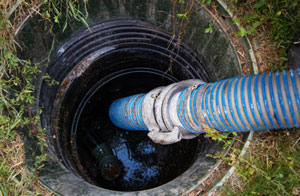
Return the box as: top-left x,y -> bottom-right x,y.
109,94 -> 147,130
109,69 -> 300,133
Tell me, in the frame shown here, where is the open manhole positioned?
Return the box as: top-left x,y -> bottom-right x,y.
17,1 -> 257,195
74,69 -> 198,191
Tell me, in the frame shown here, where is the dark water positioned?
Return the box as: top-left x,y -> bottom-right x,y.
75,71 -> 199,191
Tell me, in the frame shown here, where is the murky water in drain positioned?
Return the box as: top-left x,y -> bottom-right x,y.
76,71 -> 199,191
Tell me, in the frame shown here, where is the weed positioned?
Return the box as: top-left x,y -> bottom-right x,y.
222,130 -> 300,196
0,0 -> 88,195
211,1 -> 300,194
229,0 -> 300,69
205,24 -> 214,34
177,13 -> 188,20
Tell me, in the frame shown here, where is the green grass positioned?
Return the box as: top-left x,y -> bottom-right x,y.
0,1 -> 87,195
0,1 -> 46,195
229,0 -> 300,70
221,130 -> 300,196
219,0 -> 300,195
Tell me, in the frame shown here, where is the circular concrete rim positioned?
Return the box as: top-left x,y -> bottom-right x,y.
15,0 -> 258,195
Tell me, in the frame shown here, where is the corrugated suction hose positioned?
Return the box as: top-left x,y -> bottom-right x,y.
109,69 -> 300,144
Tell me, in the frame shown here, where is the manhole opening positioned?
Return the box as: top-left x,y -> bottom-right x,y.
42,19 -> 238,193
74,70 -> 200,191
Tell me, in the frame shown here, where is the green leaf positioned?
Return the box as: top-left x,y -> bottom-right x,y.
248,167 -> 254,175
0,183 -> 8,196
253,21 -> 262,28
276,11 -> 281,16
62,19 -> 68,32
238,26 -> 248,37
245,13 -> 259,21
79,16 -> 90,30
232,17 -> 240,25
0,37 -> 6,44
53,15 -> 60,23
205,24 -> 213,34
254,0 -> 265,9
69,1 -> 76,15
280,56 -> 288,61
249,21 -> 262,33
200,0 -> 211,4
52,3 -> 60,15
176,13 -> 187,19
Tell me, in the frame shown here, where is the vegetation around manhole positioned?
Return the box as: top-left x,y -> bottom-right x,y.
0,0 -> 299,195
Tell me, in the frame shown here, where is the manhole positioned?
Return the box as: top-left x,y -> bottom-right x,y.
17,1 -> 257,195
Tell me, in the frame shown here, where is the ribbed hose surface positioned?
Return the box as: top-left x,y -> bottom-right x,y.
109,94 -> 147,130
109,69 -> 300,133
181,69 -> 300,133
